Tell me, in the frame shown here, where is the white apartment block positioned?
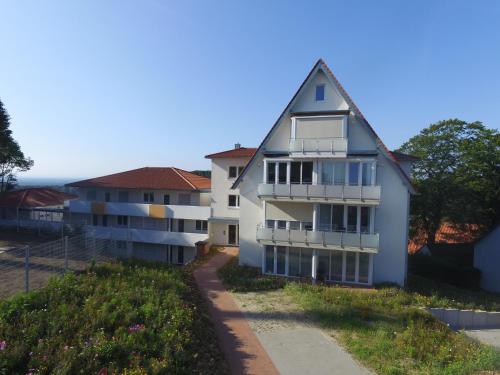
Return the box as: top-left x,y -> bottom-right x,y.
66,167 -> 211,264
231,59 -> 416,286
205,145 -> 256,247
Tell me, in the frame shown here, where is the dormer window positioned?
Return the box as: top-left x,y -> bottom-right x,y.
315,85 -> 325,101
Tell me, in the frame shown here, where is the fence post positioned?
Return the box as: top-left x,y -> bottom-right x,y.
64,236 -> 69,270
25,245 -> 30,293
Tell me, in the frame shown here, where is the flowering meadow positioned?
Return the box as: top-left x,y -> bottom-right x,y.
0,260 -> 227,374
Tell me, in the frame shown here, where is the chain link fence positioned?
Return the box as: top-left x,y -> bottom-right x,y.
0,231 -> 114,299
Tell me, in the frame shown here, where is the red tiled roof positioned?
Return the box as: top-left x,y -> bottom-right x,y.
205,147 -> 257,159
0,188 -> 77,208
408,223 -> 479,254
67,167 -> 211,191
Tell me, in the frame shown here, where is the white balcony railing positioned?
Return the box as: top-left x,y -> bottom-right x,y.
69,200 -> 210,220
289,138 -> 347,156
257,183 -> 381,203
256,225 -> 379,252
89,226 -> 208,247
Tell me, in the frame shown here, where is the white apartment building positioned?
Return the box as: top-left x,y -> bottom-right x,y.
66,167 -> 211,264
205,145 -> 256,246
232,59 -> 416,286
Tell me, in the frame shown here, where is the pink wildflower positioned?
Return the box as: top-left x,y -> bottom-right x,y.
0,341 -> 6,351
128,324 -> 145,333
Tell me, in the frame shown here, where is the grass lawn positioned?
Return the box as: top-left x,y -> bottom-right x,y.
218,258 -> 500,375
0,259 -> 228,375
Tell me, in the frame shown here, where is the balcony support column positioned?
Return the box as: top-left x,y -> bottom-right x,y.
311,249 -> 318,284
312,204 -> 319,231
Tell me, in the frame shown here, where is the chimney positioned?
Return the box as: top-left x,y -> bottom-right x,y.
234,143 -> 241,149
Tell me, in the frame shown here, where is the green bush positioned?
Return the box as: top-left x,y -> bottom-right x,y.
0,260 -> 227,375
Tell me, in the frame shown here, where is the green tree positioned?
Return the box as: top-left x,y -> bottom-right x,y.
0,99 -> 33,192
398,119 -> 500,243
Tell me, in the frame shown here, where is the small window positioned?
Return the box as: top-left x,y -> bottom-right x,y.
315,85 -> 325,101
118,191 -> 129,203
177,246 -> 184,264
277,220 -> 287,230
228,194 -> 240,207
178,193 -> 191,205
238,166 -> 244,175
104,192 -> 111,202
267,162 -> 276,183
117,215 -> 128,227
266,220 -> 275,229
163,194 -> 170,205
228,166 -> 237,179
102,215 -> 108,227
143,192 -> 154,203
178,219 -> 184,233
196,220 -> 208,231
92,214 -> 98,226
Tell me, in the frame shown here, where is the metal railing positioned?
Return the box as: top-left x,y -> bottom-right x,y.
256,225 -> 379,250
289,138 -> 348,154
257,183 -> 381,201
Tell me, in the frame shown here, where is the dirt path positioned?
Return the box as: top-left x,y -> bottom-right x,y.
193,248 -> 279,375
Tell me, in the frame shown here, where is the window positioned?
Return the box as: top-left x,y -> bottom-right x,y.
178,219 -> 184,233
299,248 -> 312,277
289,221 -> 300,230
278,162 -> 287,184
178,193 -> 191,205
228,194 -> 240,207
228,166 -> 237,179
302,221 -> 313,231
118,191 -> 129,203
277,246 -> 286,275
315,84 -> 325,101
178,246 -> 184,264
117,215 -> 128,227
346,252 -> 356,282
302,162 -> 313,184
266,220 -> 275,229
330,251 -> 343,281
163,194 -> 170,205
277,220 -> 287,229
102,215 -> 108,227
349,162 -> 360,186
104,192 -> 111,202
362,162 -> 373,186
196,220 -> 208,231
321,161 -> 346,185
143,192 -> 154,203
86,190 -> 97,200
267,162 -> 276,183
347,206 -> 357,232
290,162 -> 301,184
116,240 -> 127,250
359,253 -> 369,283
360,207 -> 371,234
228,166 -> 245,179
265,245 -> 274,273
92,214 -> 98,226
288,247 -> 301,277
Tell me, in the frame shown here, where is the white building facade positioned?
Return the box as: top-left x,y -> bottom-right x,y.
205,145 -> 256,246
474,226 -> 500,293
66,167 -> 211,264
232,60 -> 415,286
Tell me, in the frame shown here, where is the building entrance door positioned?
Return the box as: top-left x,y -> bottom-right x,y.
228,224 -> 238,245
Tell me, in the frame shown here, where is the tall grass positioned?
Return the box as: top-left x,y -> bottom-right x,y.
0,260 -> 227,374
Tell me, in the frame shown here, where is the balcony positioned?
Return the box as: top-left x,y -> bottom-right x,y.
69,200 -> 210,220
89,226 -> 208,247
289,138 -> 347,157
257,183 -> 381,204
256,225 -> 379,252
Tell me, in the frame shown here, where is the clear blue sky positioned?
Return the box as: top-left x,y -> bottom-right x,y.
1,0 -> 499,179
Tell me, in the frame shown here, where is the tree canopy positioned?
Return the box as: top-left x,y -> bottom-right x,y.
0,99 -> 34,192
398,119 -> 500,243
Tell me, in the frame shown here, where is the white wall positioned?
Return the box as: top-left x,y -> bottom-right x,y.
474,226 -> 500,293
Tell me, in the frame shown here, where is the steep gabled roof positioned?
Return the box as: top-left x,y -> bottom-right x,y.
0,188 -> 77,208
205,147 -> 257,159
408,223 -> 479,254
67,167 -> 211,191
231,59 -> 416,194
391,151 -> 419,162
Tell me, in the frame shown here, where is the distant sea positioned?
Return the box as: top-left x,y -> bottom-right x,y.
16,177 -> 84,188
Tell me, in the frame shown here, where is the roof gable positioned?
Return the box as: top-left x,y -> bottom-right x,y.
205,147 -> 257,159
0,188 -> 77,208
232,59 -> 416,193
67,167 -> 211,191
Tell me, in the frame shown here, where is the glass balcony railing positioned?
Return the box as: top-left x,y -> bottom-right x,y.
289,138 -> 347,155
256,225 -> 379,251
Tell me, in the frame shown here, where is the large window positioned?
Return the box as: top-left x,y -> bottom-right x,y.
277,246 -> 287,275
288,247 -> 301,277
319,204 -> 345,232
330,251 -> 343,281
290,161 -> 313,184
345,252 -> 356,282
117,215 -> 128,227
278,162 -> 287,184
265,245 -> 274,273
360,207 -> 371,234
267,162 -> 276,183
196,220 -> 208,231
359,253 -> 370,283
349,163 -> 360,186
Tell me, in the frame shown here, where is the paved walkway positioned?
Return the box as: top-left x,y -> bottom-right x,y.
193,247 -> 279,375
465,329 -> 500,350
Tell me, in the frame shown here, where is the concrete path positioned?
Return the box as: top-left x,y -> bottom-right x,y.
465,329 -> 500,350
193,248 -> 279,375
256,327 -> 372,375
